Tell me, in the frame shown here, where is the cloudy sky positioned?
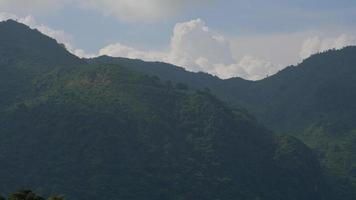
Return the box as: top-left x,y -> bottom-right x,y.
1,0 -> 356,80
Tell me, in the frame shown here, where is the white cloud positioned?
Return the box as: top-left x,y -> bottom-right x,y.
99,43 -> 165,61
237,56 -> 279,80
168,19 -> 234,69
98,19 -> 281,80
300,34 -> 356,59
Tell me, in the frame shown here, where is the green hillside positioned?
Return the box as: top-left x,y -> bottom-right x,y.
0,20 -> 332,199
90,47 -> 356,133
90,45 -> 356,199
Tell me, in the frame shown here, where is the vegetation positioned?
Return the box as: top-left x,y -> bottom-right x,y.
0,190 -> 63,200
1,19 -> 355,199
92,45 -> 356,199
0,61 -> 329,199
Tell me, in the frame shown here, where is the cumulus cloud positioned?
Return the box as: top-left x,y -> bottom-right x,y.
168,19 -> 234,69
99,43 -> 165,61
98,19 -> 281,80
300,34 -> 356,59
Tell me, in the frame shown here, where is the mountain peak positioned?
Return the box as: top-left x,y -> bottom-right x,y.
0,19 -> 23,26
0,19 -> 82,66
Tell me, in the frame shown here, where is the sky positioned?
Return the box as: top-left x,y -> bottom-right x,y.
1,0 -> 356,80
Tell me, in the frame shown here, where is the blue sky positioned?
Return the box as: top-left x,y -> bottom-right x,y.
1,0 -> 356,80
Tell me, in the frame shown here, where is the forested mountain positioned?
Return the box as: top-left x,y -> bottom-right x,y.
0,20 -> 83,110
0,20 -> 333,200
91,46 -> 356,198
232,48 -> 356,198
90,47 -> 356,133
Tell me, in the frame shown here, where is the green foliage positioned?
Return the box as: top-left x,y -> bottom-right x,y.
92,46 -> 356,199
1,62 -> 326,199
47,196 -> 64,200
8,190 -> 45,200
300,124 -> 356,199
0,20 -> 337,200
0,190 -> 63,200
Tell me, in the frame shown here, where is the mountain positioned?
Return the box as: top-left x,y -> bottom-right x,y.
229,47 -> 356,132
91,47 -> 356,198
248,47 -> 356,198
90,47 -> 356,133
0,19 -> 83,110
0,20 -> 331,199
87,56 -> 249,102
0,20 -> 82,66
232,48 -> 356,199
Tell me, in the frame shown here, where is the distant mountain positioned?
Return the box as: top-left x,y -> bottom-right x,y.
87,56 -> 248,101
90,47 -> 356,133
91,46 -> 356,198
0,20 -> 331,200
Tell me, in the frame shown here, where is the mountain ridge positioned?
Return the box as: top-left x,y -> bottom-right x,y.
90,46 -> 356,132
0,20 -> 334,200
89,39 -> 356,199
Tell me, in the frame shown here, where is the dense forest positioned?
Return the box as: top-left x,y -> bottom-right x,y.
0,19 -> 355,199
92,45 -> 356,199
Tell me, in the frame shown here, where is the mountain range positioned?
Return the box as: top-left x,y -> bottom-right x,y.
0,19 -> 355,199
91,43 -> 356,199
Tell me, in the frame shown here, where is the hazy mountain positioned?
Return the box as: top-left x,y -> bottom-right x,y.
0,20 -> 332,200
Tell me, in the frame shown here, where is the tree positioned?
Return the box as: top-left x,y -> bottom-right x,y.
8,190 -> 45,200
47,196 -> 65,200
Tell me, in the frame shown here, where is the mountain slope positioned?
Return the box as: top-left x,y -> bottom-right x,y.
232,47 -> 356,132
88,56 -> 251,100
0,64 -> 329,200
90,47 -> 356,133
0,20 -> 332,200
0,20 -> 81,66
251,48 -> 356,198
0,20 -> 83,109
91,47 -> 356,198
